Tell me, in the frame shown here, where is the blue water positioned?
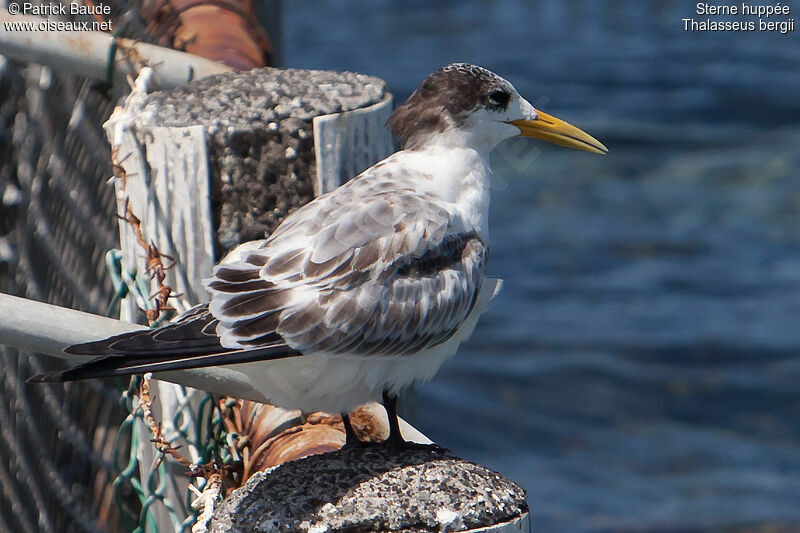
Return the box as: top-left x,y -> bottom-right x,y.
284,2 -> 800,531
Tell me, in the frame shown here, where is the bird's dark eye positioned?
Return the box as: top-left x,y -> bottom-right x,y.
488,90 -> 510,107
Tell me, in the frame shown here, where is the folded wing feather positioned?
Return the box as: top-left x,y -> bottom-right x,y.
30,166 -> 488,383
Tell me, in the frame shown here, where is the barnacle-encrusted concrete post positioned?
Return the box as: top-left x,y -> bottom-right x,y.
122,67 -> 394,257
211,446 -> 530,533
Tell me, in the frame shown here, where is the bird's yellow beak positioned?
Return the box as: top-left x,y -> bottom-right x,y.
508,110 -> 607,154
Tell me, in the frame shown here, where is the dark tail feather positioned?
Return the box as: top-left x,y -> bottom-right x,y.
63,306 -> 220,357
32,303 -> 299,383
28,343 -> 300,383
62,329 -> 153,356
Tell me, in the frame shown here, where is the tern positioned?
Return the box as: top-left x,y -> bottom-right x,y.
31,63 -> 606,446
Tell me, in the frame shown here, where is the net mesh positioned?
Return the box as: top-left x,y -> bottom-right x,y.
0,2 -> 175,531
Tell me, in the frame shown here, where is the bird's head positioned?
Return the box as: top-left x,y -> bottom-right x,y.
387,63 -> 607,154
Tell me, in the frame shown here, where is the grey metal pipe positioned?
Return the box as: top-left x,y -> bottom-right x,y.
0,13 -> 232,89
0,291 -> 274,402
0,291 -> 145,362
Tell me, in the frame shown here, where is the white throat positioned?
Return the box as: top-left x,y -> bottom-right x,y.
395,140 -> 493,238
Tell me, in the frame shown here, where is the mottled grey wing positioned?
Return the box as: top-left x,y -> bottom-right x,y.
34,168 -> 489,383
208,172 -> 488,357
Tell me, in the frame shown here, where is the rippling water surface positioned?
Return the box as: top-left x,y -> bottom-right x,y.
283,2 -> 800,531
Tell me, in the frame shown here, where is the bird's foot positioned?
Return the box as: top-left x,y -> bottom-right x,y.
342,438 -> 383,449
345,438 -> 448,454
341,412 -> 381,449
384,434 -> 449,454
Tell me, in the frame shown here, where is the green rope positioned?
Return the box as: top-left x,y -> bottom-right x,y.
106,251 -> 230,531
111,382 -> 215,532
105,250 -> 129,317
105,249 -> 153,317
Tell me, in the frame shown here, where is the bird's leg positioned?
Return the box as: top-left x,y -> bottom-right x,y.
341,412 -> 363,447
382,390 -> 406,446
382,390 -> 449,453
